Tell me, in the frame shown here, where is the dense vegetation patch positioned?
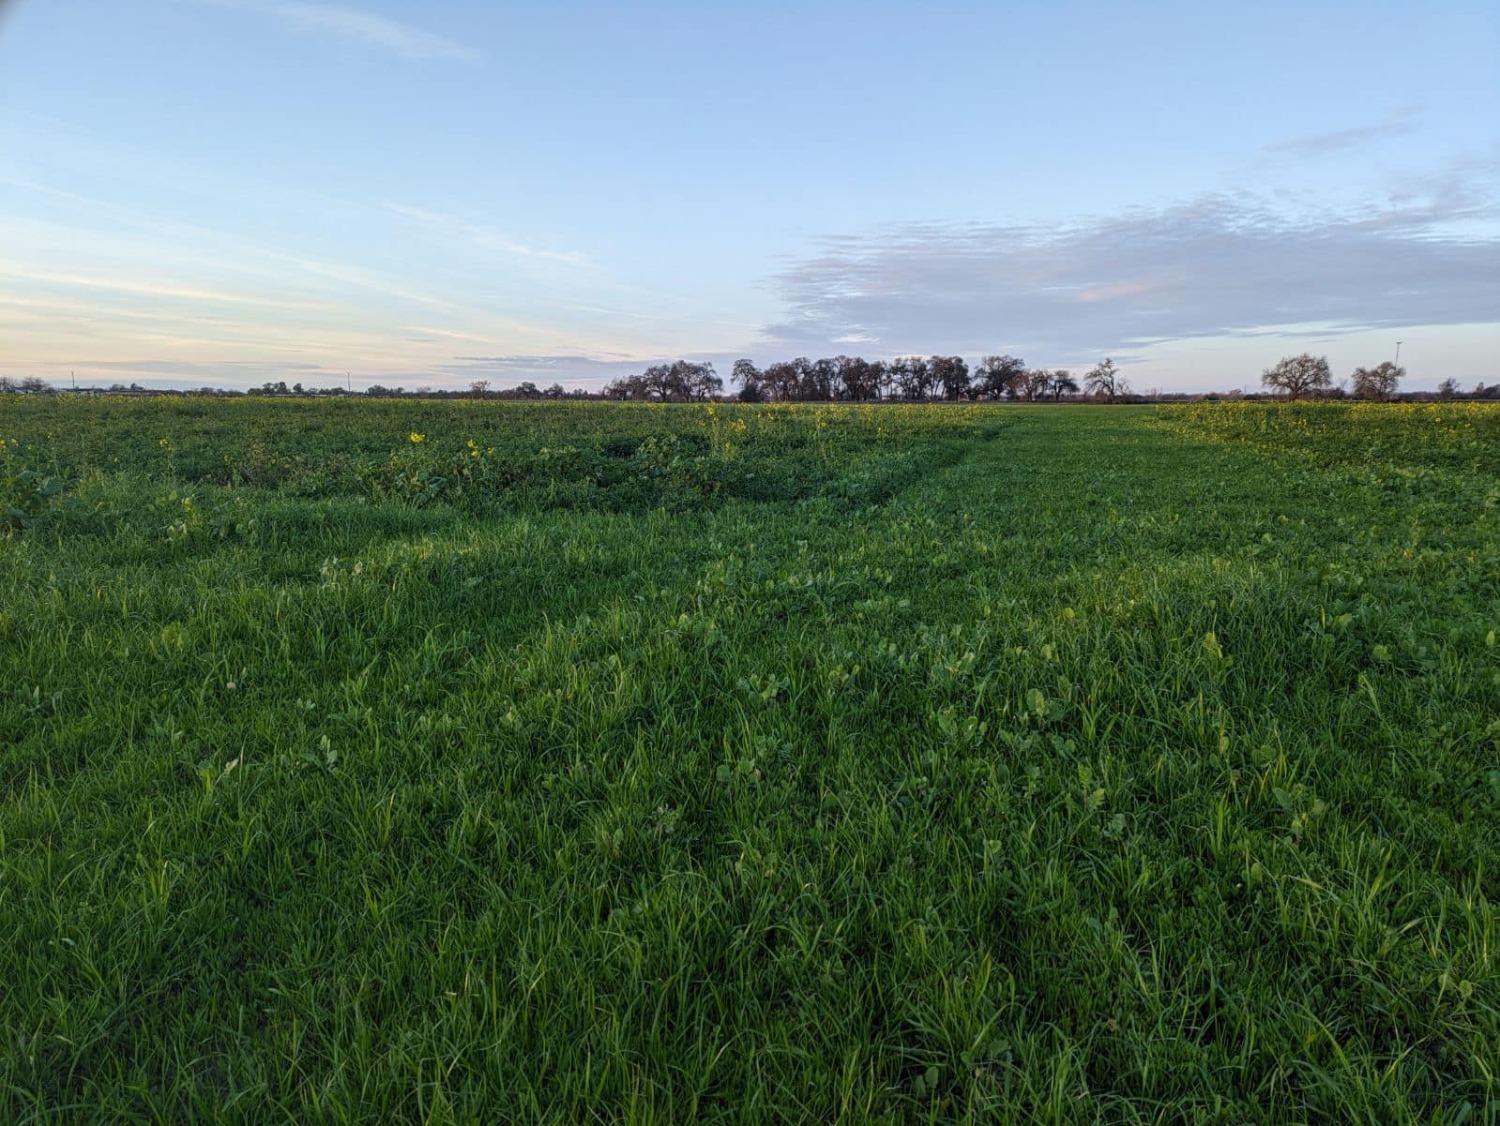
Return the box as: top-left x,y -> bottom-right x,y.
1,399 -> 1496,1120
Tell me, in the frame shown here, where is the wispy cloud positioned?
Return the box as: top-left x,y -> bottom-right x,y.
0,265 -> 335,312
1263,107 -> 1421,157
763,167 -> 1500,361
431,351 -> 767,390
190,1 -> 480,61
48,359 -> 331,375
379,202 -> 594,268
441,353 -> 648,381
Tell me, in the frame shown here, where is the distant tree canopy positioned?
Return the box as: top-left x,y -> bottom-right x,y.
1351,361 -> 1404,400
1049,370 -> 1080,399
839,357 -> 885,401
1262,354 -> 1332,400
930,356 -> 971,400
598,351 -> 1454,404
592,351 -> 1450,405
1014,369 -> 1052,401
974,355 -> 1027,400
603,361 -> 722,402
888,357 -> 934,401
0,377 -> 55,394
723,355 -> 994,403
728,357 -> 870,402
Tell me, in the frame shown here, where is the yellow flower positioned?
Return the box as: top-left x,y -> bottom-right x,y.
408,432 -> 426,444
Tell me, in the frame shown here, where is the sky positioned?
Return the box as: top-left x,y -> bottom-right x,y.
1,0 -> 1497,392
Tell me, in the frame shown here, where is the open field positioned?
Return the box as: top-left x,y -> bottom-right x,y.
2,398 -> 1498,1120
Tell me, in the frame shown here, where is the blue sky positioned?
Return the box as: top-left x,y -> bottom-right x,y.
2,0 -> 1497,391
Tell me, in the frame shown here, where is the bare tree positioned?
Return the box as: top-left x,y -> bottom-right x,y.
974,355 -> 1025,400
1351,362 -> 1403,400
761,359 -> 808,401
1262,354 -> 1331,400
731,359 -> 763,401
1084,358 -> 1124,401
888,356 -> 935,400
835,357 -> 883,401
806,358 -> 840,401
604,361 -> 722,401
1437,377 -> 1460,400
1015,369 -> 1051,401
929,356 -> 971,400
469,380 -> 492,398
1049,370 -> 1079,399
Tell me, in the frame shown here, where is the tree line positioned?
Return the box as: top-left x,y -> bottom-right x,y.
601,356 -> 1128,403
4,358 -> 1497,402
600,353 -> 1443,403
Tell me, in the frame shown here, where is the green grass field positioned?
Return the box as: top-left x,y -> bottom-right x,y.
2,397 -> 1497,1120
